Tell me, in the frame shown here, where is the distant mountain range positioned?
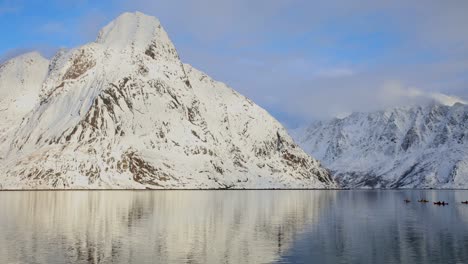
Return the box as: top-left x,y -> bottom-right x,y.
0,12 -> 334,189
293,102 -> 468,188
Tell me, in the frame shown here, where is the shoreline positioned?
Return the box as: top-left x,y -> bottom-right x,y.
1,188 -> 468,191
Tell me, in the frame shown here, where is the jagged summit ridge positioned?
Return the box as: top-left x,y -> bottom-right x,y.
293,102 -> 468,189
12,12 -> 188,156
0,12 -> 334,189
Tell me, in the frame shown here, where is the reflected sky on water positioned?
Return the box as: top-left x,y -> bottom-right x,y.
0,190 -> 467,264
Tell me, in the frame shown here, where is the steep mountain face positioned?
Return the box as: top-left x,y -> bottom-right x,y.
0,52 -> 49,154
0,12 -> 334,189
293,102 -> 468,188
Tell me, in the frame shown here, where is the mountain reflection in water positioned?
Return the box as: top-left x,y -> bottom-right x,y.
0,190 -> 329,263
278,190 -> 468,264
0,190 -> 468,264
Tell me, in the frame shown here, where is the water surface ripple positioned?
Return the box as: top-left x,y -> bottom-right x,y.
0,190 -> 467,264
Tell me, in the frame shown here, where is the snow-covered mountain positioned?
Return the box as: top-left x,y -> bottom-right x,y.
0,52 -> 49,149
0,12 -> 334,189
293,102 -> 468,189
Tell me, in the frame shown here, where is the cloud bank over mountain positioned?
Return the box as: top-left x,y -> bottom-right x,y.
1,0 -> 467,126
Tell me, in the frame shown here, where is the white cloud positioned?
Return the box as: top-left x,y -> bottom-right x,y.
425,92 -> 467,106
4,0 -> 468,126
379,81 -> 467,107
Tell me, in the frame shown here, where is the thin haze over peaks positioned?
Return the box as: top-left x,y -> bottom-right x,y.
0,0 -> 467,126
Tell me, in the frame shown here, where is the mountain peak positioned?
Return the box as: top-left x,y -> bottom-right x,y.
1,51 -> 46,68
0,51 -> 49,99
294,102 -> 468,189
0,11 -> 334,190
96,12 -> 168,51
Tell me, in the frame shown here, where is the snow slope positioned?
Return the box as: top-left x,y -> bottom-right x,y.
293,102 -> 468,188
0,52 -> 49,159
0,12 -> 334,189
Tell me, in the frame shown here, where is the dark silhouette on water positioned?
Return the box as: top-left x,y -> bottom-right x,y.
434,201 -> 448,206
462,201 -> 468,204
404,199 -> 411,203
418,199 -> 429,203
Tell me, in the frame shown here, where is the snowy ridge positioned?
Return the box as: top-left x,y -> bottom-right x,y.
293,102 -> 468,188
0,52 -> 49,160
0,12 -> 334,189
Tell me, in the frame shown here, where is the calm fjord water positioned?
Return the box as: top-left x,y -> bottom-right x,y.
0,190 -> 467,264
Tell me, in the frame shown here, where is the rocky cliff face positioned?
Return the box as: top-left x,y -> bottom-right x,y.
0,12 -> 334,189
293,102 -> 468,188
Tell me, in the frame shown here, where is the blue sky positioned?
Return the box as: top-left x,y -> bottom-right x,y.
1,0 -> 467,127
